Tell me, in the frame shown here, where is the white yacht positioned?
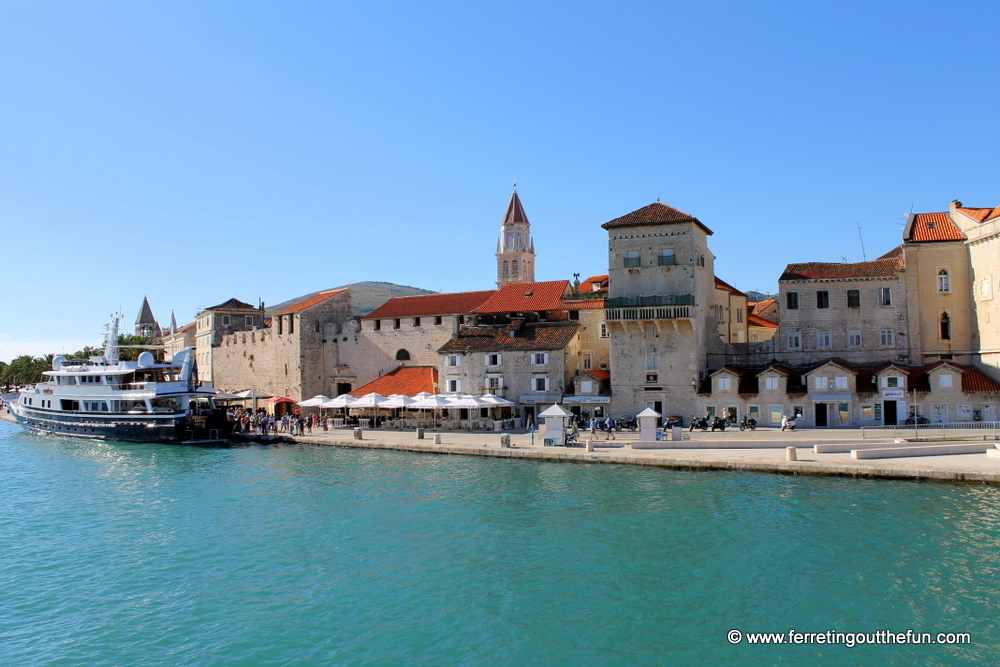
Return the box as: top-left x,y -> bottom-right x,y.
8,318 -> 230,443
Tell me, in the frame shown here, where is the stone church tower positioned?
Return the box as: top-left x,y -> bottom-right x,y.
495,187 -> 536,287
135,296 -> 162,339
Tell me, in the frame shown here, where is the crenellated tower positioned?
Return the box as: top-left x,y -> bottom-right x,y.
495,186 -> 536,287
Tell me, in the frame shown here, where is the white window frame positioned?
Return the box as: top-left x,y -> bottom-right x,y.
447,379 -> 461,393
582,353 -> 592,370
816,330 -> 831,349
765,376 -> 778,390
532,352 -> 548,366
445,354 -> 461,368
878,287 -> 892,306
485,353 -> 501,367
938,269 -> 950,294
222,315 -> 231,326
245,315 -> 253,326
814,376 -> 828,390
879,328 -> 894,347
718,376 -> 731,391
834,376 -> 848,390
599,323 -> 609,338
848,330 -> 862,348
939,373 -> 953,388
787,331 -> 801,349
533,377 -> 549,392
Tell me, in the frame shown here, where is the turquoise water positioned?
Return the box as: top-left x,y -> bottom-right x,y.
1,421 -> 998,665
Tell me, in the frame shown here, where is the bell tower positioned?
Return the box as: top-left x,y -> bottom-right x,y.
495,185 -> 536,287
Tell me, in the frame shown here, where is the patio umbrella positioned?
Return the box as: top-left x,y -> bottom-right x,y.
266,396 -> 296,404
446,396 -> 491,409
297,394 -> 330,407
410,395 -> 453,409
320,394 -> 355,409
479,394 -> 515,407
381,394 -> 416,409
350,392 -> 387,409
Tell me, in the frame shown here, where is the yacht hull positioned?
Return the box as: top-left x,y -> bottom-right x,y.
8,404 -> 231,443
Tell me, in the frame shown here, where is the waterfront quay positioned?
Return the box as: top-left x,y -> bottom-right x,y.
281,425 -> 1000,485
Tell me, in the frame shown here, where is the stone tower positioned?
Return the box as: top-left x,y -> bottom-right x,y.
496,187 -> 536,287
135,296 -> 162,339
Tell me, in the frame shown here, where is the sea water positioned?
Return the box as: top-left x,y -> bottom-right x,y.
1,420 -> 997,665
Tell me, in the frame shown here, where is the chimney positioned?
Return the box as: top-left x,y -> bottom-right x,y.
950,200 -> 962,210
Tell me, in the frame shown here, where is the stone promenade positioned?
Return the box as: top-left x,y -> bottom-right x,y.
279,425 -> 1000,485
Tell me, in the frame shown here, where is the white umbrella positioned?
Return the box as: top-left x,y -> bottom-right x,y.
321,394 -> 355,409
297,394 -> 330,407
447,396 -> 491,409
350,392 -> 387,409
381,394 -> 416,409
413,391 -> 433,399
479,394 -> 515,407
410,394 -> 453,409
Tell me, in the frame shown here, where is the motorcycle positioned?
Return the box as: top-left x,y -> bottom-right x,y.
710,416 -> 728,431
904,415 -> 929,425
781,415 -> 797,431
616,416 -> 638,432
689,416 -> 710,431
739,415 -> 757,431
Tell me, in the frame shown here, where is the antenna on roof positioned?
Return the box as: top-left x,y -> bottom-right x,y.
512,172 -> 516,189
857,221 -> 867,261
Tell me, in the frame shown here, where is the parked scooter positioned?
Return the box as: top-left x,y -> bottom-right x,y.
739,415 -> 757,431
689,416 -> 710,431
904,415 -> 929,425
781,415 -> 797,431
710,416 -> 728,431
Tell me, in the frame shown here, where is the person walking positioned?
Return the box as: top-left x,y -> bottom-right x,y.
604,414 -> 616,441
589,417 -> 598,438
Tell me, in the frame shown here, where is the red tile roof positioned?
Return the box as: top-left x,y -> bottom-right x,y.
580,274 -> 609,292
502,190 -> 530,225
780,247 -> 904,280
363,290 -> 495,320
349,366 -> 438,397
438,322 -> 580,353
274,288 -> 348,315
962,367 -> 1000,392
601,201 -> 713,235
905,212 -> 966,243
475,280 -> 571,314
749,299 -> 776,313
956,206 -> 1000,223
747,313 -> 778,328
584,369 -> 611,381
714,276 -> 747,297
560,299 -> 606,310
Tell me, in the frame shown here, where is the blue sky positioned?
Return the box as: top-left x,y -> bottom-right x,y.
2,1 -> 998,361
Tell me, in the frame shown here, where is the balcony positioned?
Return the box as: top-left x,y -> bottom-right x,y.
605,295 -> 694,322
623,257 -> 641,268
657,254 -> 677,266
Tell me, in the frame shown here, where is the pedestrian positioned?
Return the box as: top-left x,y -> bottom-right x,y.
589,417 -> 597,438
604,414 -> 615,440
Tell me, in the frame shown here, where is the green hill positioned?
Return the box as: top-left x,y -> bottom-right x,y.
266,282 -> 437,318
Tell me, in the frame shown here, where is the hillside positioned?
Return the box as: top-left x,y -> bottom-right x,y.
266,282 -> 437,318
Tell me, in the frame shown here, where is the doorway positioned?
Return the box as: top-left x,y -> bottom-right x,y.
815,403 -> 828,427
884,400 -> 897,426
645,400 -> 663,415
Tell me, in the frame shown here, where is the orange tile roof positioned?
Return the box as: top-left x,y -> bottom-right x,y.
584,369 -> 611,381
749,299 -> 776,314
349,366 -> 438,397
560,299 -> 606,309
956,206 -> 1000,223
905,212 -> 966,243
747,313 -> 778,328
475,280 -> 571,314
274,288 -> 349,315
714,276 -> 747,297
580,274 -> 609,292
363,290 -> 495,319
601,201 -> 713,235
780,247 -> 904,280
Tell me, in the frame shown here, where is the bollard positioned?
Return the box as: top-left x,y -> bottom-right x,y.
500,434 -> 511,448
672,426 -> 682,441
433,434 -> 442,445
354,428 -> 363,440
585,439 -> 594,452
786,446 -> 797,461
416,427 -> 424,440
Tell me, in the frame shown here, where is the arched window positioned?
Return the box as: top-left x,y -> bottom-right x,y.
395,349 -> 411,361
515,231 -> 522,249
503,261 -> 509,277
938,269 -> 950,293
940,313 -> 951,340
512,259 -> 519,275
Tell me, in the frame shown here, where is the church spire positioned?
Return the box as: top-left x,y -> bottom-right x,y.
496,186 -> 536,287
135,296 -> 162,339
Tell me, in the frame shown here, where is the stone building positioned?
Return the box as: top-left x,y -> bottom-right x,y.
194,298 -> 266,382
776,248 -> 909,366
212,289 -> 352,401
135,297 -> 162,339
601,201 -> 724,418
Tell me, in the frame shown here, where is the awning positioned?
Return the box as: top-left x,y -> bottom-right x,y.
518,393 -> 563,405
266,396 -> 297,404
562,395 -> 611,404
